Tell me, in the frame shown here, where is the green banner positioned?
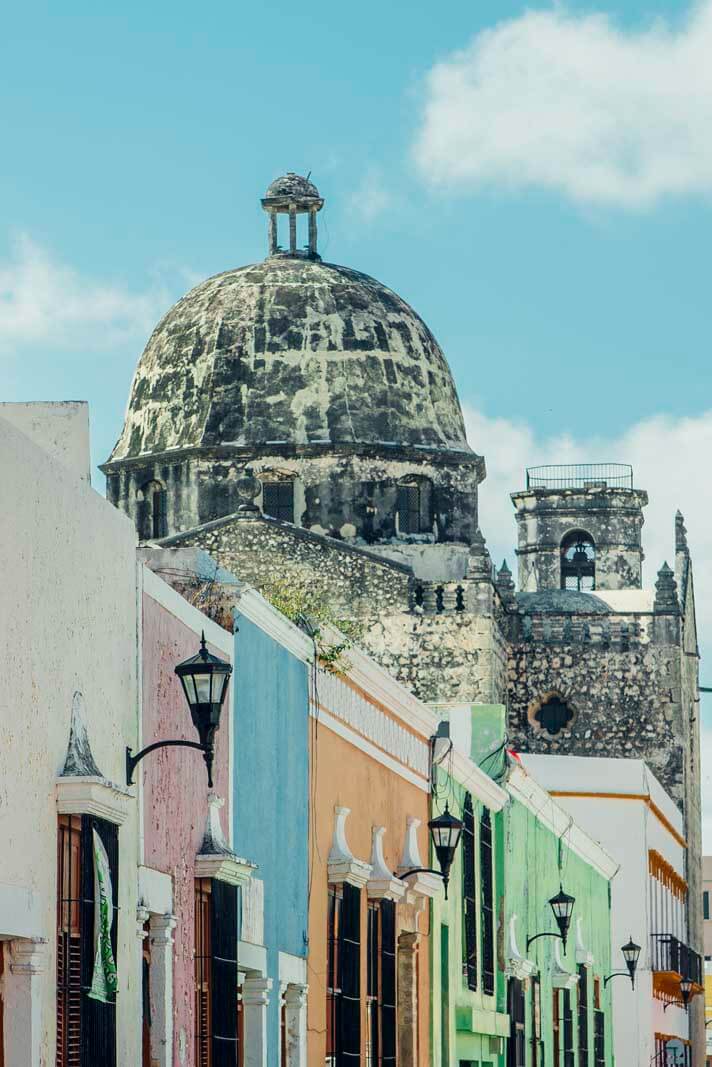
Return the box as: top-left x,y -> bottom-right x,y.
87,828 -> 118,1003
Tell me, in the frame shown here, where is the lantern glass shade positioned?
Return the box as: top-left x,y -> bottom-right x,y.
174,632 -> 233,740
622,937 -> 641,972
548,885 -> 575,944
680,978 -> 693,1000
428,804 -> 464,852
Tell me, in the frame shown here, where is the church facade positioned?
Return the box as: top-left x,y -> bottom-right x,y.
102,173 -> 703,1060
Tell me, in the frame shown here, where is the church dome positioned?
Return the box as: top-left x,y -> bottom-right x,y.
109,179 -> 471,462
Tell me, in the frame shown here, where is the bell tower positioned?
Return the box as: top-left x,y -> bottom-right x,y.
511,463 -> 648,592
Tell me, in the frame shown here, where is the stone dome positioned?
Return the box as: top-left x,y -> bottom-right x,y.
110,256 -> 472,461
264,172 -> 320,201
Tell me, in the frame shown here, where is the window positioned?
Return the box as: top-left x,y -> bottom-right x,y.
263,481 -> 294,523
138,480 -> 167,540
366,900 -> 396,1067
56,815 -> 118,1067
532,694 -> 574,737
480,809 -> 495,997
396,481 -> 432,536
560,531 -> 595,591
562,989 -> 574,1067
530,977 -> 541,1067
593,1009 -> 605,1067
507,978 -> 525,1067
194,878 -> 239,1067
552,990 -> 560,1067
462,794 -> 477,991
327,882 -> 361,1067
577,965 -> 589,1061
704,890 -> 710,921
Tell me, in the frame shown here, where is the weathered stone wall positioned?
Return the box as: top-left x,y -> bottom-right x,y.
512,486 -> 648,591
506,624 -> 686,805
160,511 -> 413,620
106,444 -> 482,547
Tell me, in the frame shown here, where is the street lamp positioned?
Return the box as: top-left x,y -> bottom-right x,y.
527,885 -> 576,953
398,803 -> 464,899
604,937 -> 642,989
126,632 -> 232,788
679,978 -> 693,1010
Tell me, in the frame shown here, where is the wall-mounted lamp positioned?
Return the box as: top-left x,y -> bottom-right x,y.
398,803 -> 464,899
526,886 -> 576,953
663,976 -> 694,1013
126,633 -> 232,788
604,937 -> 641,989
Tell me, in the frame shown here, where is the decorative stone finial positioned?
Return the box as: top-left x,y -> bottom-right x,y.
675,510 -> 688,554
235,468 -> 262,517
654,562 -> 679,614
496,559 -> 516,606
60,692 -> 103,778
199,794 -> 233,857
467,528 -> 492,580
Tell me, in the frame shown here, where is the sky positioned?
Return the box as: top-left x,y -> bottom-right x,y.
2,1 -> 712,837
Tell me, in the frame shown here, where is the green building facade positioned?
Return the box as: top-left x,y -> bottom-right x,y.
430,705 -> 617,1067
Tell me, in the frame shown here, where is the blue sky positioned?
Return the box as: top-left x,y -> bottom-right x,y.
3,0 -> 712,832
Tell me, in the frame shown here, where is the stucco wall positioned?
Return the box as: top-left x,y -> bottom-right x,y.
0,412 -> 140,1065
141,582 -> 233,1064
232,615 -> 310,1063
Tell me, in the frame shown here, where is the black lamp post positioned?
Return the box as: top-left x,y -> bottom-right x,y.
526,885 -> 576,953
604,937 -> 642,989
126,633 -> 232,788
397,803 -> 464,899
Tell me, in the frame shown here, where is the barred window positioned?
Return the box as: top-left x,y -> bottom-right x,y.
326,886 -> 342,1067
263,482 -> 294,523
578,965 -> 589,1061
552,990 -> 560,1067
56,815 -> 118,1067
327,883 -> 361,1067
194,878 -> 239,1067
594,1009 -> 605,1067
480,808 -> 495,996
397,481 -> 432,535
366,900 -> 396,1067
506,978 -> 525,1067
138,480 -> 167,540
530,976 -> 541,1067
562,989 -> 574,1067
462,794 -> 477,991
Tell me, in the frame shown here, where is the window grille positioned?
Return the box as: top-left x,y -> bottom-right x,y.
704,890 -> 709,921
562,989 -> 574,1067
560,532 -> 595,591
577,965 -> 589,1061
138,481 -> 167,540
397,485 -> 421,534
506,978 -> 525,1067
194,879 -> 239,1067
367,904 -> 378,1067
462,794 -> 477,991
552,990 -> 560,1067
593,1010 -> 605,1066
480,809 -> 495,996
57,815 -> 118,1067
440,925 -> 449,1067
340,883 -> 362,1065
380,900 -> 396,1067
263,482 -> 294,523
152,489 -> 167,539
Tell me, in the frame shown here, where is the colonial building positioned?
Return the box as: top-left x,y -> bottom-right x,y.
103,173 -> 704,1062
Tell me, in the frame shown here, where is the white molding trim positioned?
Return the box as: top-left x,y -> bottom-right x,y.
506,915 -> 538,980
552,940 -> 579,989
142,564 -> 233,655
312,706 -> 429,792
233,586 -> 313,662
367,827 -> 406,902
575,917 -> 594,966
507,765 -> 619,879
56,776 -> 132,825
194,854 -> 256,887
449,747 -> 509,812
328,807 -> 372,888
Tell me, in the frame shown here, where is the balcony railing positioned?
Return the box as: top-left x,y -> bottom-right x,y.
650,934 -> 702,985
525,463 -> 634,491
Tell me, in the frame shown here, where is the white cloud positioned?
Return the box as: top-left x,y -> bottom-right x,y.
414,3 -> 712,207
348,168 -> 394,223
463,404 -> 712,844
0,235 -> 176,351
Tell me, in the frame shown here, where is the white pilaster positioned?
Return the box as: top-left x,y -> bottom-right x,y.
5,937 -> 48,1067
242,974 -> 273,1067
149,913 -> 177,1067
283,983 -> 308,1067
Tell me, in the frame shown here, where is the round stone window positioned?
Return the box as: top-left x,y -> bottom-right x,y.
529,692 -> 574,736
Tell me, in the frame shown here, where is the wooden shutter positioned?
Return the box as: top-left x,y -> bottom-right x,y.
80,816 -> 118,1067
562,989 -> 574,1067
462,794 -> 477,991
530,976 -> 541,1067
57,815 -> 83,1067
506,978 -> 525,1067
380,900 -> 397,1067
397,485 -> 420,534
480,808 -> 495,996
339,883 -> 361,1066
210,880 -> 238,1067
326,887 -> 342,1067
366,904 -> 379,1067
577,965 -> 589,1061
152,490 -> 167,538
195,879 -> 212,1067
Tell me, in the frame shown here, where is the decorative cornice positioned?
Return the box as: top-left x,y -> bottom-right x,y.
56,776 -> 132,825
234,586 -> 313,663
10,937 -> 49,976
194,854 -> 256,886
506,916 -> 538,980
328,807 -> 372,889
552,940 -> 579,989
367,827 -> 406,902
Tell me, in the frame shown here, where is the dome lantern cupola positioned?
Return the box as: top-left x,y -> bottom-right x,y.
261,172 -> 324,260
